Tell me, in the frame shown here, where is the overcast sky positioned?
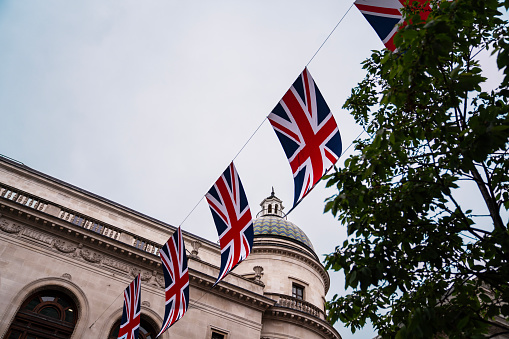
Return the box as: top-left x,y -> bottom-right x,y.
0,1 -> 506,338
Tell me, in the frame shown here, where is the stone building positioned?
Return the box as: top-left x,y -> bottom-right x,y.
0,156 -> 341,339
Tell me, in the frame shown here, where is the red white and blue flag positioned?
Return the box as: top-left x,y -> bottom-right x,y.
118,274 -> 141,339
206,162 -> 253,285
354,0 -> 432,52
268,68 -> 342,207
157,227 -> 190,337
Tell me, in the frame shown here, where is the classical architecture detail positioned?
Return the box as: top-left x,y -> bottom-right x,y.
130,268 -> 163,288
22,228 -> 54,245
0,157 -> 342,339
62,273 -> 72,280
102,257 -> 131,273
0,218 -> 23,234
253,266 -> 263,281
54,239 -> 77,253
190,240 -> 201,259
80,248 -> 103,263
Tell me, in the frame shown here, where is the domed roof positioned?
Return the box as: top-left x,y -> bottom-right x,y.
253,216 -> 314,251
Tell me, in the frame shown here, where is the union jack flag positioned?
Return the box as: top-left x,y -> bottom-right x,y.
206,162 -> 253,284
268,68 -> 342,207
118,274 -> 141,339
354,0 -> 432,52
157,227 -> 190,337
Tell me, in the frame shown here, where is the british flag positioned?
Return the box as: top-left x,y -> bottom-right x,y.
268,68 -> 342,207
157,227 -> 190,337
118,274 -> 141,339
206,162 -> 253,284
354,0 -> 432,52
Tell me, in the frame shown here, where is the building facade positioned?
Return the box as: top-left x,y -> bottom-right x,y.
0,157 -> 341,339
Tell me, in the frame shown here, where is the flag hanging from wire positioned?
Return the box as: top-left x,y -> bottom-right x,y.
268,67 -> 342,207
157,227 -> 190,337
206,162 -> 253,285
118,274 -> 141,339
354,0 -> 432,52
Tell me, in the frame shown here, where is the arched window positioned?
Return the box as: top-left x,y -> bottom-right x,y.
5,290 -> 78,339
108,316 -> 158,339
268,204 -> 272,213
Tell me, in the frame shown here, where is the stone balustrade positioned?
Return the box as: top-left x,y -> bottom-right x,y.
267,293 -> 325,319
0,182 -> 161,255
0,185 -> 48,212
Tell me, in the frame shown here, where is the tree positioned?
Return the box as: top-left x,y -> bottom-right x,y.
324,0 -> 509,338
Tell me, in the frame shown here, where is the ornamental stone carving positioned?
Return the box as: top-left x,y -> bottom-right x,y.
62,273 -> 72,280
0,219 -> 23,234
190,240 -> 201,259
54,240 -> 77,253
22,228 -> 53,245
142,301 -> 151,307
131,268 -> 164,288
80,248 -> 103,263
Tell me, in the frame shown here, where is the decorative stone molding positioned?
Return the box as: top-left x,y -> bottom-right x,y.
142,301 -> 151,307
62,273 -> 72,280
102,257 -> 130,273
253,266 -> 263,281
189,274 -> 275,312
130,268 -> 164,288
54,239 -> 77,253
190,240 -> 201,259
252,247 -> 330,294
0,218 -> 23,234
264,308 -> 340,339
253,266 -> 265,286
80,248 -> 103,263
22,228 -> 53,245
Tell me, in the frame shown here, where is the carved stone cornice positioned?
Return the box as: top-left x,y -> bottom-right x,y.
0,205 -> 160,285
251,245 -> 330,294
189,268 -> 275,312
263,306 -> 341,339
0,199 -> 161,268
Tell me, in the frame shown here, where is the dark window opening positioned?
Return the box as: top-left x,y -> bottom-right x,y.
5,290 -> 78,339
292,283 -> 304,300
211,330 -> 226,339
108,317 -> 157,339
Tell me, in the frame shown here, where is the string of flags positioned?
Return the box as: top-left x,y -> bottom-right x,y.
354,0 -> 432,52
116,1 -> 434,337
118,274 -> 141,339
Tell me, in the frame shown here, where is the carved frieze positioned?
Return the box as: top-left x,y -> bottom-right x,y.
131,268 -> 164,288
80,248 -> 103,263
23,228 -> 54,245
102,257 -> 130,273
54,239 -> 77,254
0,218 -> 23,234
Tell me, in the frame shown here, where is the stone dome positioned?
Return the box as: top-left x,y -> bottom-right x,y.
253,216 -> 314,251
253,189 -> 314,251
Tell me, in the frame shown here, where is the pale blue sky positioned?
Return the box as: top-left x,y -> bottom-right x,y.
0,1 -> 505,338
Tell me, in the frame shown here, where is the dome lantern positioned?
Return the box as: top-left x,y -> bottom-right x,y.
254,189 -> 315,252
258,187 -> 285,218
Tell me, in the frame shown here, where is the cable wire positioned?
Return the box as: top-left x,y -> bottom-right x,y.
306,3 -> 355,67
88,289 -> 123,328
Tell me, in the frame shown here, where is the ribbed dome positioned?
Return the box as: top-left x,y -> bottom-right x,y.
253,216 -> 314,251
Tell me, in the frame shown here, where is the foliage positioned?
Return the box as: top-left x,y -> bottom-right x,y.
324,0 -> 509,337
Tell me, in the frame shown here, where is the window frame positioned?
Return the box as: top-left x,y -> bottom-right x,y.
292,283 -> 305,300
